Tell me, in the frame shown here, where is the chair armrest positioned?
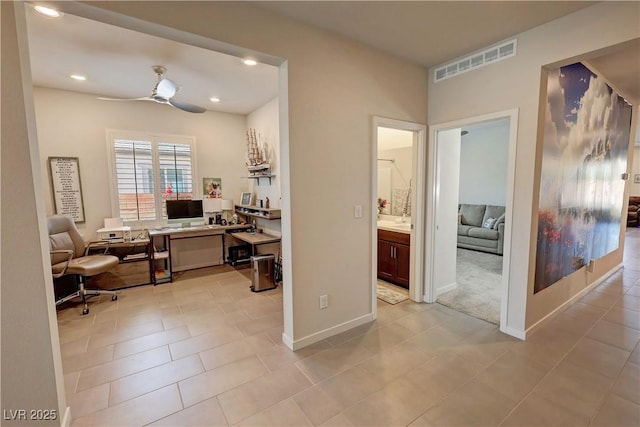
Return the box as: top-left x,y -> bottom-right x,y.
84,240 -> 112,256
50,250 -> 74,279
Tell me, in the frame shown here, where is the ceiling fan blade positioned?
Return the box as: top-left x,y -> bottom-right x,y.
155,78 -> 177,99
97,96 -> 154,102
169,99 -> 206,114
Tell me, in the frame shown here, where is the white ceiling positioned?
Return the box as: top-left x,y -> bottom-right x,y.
24,4 -> 280,115
24,1 -> 638,119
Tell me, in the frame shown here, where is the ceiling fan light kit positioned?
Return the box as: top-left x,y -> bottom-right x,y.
98,65 -> 206,113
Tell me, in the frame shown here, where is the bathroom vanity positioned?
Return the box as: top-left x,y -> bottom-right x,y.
377,221 -> 411,289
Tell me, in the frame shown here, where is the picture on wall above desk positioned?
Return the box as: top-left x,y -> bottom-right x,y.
48,156 -> 85,223
204,177 -> 222,198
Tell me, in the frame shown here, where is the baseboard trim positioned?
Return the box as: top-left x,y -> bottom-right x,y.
285,313 -> 375,350
281,332 -> 294,350
500,324 -> 526,340
435,282 -> 457,296
61,406 -> 71,427
522,262 -> 623,339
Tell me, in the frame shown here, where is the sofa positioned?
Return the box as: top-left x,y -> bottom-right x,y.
457,204 -> 505,255
628,196 -> 640,227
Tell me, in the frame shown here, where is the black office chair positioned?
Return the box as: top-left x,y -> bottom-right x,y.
48,215 -> 119,315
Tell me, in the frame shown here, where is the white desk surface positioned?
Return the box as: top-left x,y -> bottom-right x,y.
148,224 -> 250,237
230,231 -> 281,245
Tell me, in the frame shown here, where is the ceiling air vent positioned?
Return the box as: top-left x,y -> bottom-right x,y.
434,39 -> 517,83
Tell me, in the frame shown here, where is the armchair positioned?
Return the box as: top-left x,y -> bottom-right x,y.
48,215 -> 119,315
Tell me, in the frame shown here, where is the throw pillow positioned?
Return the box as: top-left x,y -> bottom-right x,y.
483,217 -> 497,229
458,214 -> 462,224
493,213 -> 506,229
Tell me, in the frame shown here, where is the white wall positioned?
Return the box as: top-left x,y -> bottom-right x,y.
1,3 -> 67,424
33,87 -> 248,238
87,1 -> 429,347
246,97 -> 281,237
433,129 -> 461,295
428,2 -> 640,333
459,120 -> 509,206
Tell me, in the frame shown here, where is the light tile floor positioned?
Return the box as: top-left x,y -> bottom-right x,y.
58,229 -> 640,426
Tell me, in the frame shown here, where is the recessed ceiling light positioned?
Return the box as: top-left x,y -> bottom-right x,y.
34,5 -> 62,18
70,74 -> 86,81
242,58 -> 258,66
210,97 -> 221,103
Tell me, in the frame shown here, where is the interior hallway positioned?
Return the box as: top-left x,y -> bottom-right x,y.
58,230 -> 640,426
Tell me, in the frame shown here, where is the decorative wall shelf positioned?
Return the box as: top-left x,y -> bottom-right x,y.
248,174 -> 275,185
235,204 -> 281,220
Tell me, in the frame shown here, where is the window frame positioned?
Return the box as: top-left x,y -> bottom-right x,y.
106,129 -> 198,227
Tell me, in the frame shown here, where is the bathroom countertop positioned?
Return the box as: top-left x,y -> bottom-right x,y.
377,220 -> 411,234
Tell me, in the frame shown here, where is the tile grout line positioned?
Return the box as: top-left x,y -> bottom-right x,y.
496,281 -> 632,427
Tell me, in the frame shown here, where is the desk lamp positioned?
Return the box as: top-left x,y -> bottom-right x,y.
221,199 -> 233,224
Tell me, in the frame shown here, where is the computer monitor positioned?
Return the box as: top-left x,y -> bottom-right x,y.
166,199 -> 204,222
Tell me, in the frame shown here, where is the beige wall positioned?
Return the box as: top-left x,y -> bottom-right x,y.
1,3 -> 67,425
78,1 -> 429,345
34,87 -> 248,239
428,2 -> 640,332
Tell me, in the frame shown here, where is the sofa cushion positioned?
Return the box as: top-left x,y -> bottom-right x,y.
483,205 -> 505,225
459,204 -> 486,227
468,227 -> 499,240
458,225 -> 475,236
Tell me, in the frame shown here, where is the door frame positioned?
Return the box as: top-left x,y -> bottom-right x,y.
425,109 -> 518,332
372,117 -> 427,317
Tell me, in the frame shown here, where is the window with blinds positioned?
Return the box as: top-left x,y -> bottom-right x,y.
108,131 -> 195,223
113,140 -> 156,221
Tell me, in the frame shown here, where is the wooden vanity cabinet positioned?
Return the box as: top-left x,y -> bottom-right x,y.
377,229 -> 410,289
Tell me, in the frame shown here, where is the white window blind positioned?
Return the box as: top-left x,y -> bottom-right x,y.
114,140 -> 155,221
108,131 -> 196,224
158,142 -> 193,200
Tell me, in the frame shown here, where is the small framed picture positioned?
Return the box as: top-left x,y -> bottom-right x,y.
240,192 -> 252,206
635,174 -> 640,184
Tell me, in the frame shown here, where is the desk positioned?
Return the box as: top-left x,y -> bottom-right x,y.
92,239 -> 152,289
149,224 -> 250,283
230,231 -> 281,257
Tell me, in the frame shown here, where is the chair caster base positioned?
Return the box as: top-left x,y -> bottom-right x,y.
112,294 -> 118,301
82,308 -> 89,315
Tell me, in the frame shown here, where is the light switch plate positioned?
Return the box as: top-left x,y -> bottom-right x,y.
319,294 -> 329,309
354,205 -> 362,218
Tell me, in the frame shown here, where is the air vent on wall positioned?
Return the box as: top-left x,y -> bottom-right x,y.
434,39 -> 517,83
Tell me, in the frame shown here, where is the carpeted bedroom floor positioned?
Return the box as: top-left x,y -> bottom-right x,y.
436,248 -> 503,324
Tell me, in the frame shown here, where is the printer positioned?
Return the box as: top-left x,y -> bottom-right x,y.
97,218 -> 131,243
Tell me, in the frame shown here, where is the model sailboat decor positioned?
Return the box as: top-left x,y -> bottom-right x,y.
246,129 -> 270,175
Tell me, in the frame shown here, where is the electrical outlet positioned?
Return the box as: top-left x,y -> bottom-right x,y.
319,294 -> 329,309
354,205 -> 362,218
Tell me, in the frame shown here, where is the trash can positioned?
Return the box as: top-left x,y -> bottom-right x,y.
250,254 -> 277,292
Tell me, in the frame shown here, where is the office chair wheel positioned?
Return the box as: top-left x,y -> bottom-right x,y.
112,295 -> 118,301
82,308 -> 89,315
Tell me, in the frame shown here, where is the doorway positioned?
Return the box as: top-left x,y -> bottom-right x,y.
436,119 -> 510,324
372,117 -> 427,315
425,110 -> 518,334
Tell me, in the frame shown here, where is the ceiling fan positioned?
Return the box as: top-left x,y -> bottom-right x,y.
98,65 -> 206,113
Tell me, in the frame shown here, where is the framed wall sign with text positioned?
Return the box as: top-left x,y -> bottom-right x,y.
48,156 -> 85,223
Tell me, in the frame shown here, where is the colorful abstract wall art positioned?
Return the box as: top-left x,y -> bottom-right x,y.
534,62 -> 632,293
